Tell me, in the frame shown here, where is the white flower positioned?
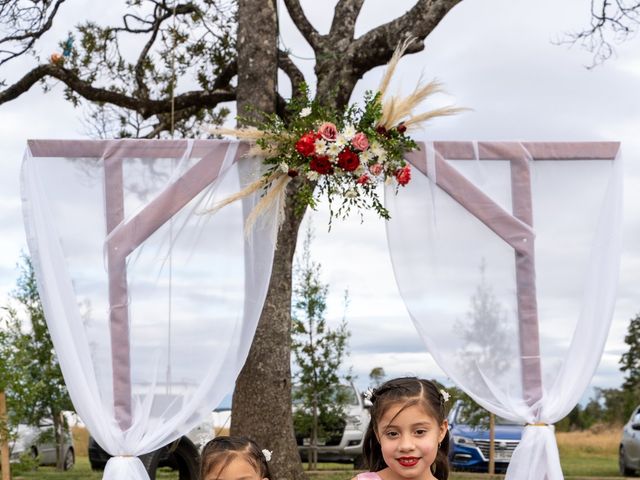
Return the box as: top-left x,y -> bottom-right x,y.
342,124 -> 356,140
326,142 -> 342,157
306,170 -> 319,181
300,107 -> 312,118
344,189 -> 358,199
440,389 -> 450,403
363,387 -> 374,401
262,449 -> 272,462
335,134 -> 347,148
370,142 -> 386,159
359,150 -> 373,163
314,138 -> 327,155
279,161 -> 289,173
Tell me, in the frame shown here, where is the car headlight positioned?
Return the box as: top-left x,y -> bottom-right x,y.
345,415 -> 361,428
452,435 -> 476,447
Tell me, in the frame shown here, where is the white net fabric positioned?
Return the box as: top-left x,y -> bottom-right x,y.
385,141 -> 623,480
21,139 -> 276,480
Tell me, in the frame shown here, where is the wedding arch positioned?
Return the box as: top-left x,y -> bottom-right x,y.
21,138 -> 621,480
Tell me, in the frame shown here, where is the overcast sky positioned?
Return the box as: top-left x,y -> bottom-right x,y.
1,0 -> 640,404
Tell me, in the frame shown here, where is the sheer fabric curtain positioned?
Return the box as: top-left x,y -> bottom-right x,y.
21,139 -> 276,480
385,141 -> 623,479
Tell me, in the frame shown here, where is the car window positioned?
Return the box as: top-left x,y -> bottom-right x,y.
292,384 -> 359,406
455,405 -> 522,426
633,411 -> 640,425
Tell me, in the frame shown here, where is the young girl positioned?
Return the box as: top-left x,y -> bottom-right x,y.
200,436 -> 271,480
356,377 -> 450,480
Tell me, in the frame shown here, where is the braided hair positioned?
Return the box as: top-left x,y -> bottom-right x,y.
200,436 -> 271,480
363,377 -> 450,480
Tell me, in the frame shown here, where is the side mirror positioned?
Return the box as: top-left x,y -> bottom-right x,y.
363,398 -> 372,409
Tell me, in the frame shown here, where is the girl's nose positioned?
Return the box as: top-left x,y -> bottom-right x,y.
398,436 -> 415,451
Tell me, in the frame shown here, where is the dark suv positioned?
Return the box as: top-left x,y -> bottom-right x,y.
448,401 -> 523,473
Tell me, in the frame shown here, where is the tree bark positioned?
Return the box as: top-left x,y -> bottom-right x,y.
231,2 -> 306,480
0,391 -> 10,480
231,182 -> 307,480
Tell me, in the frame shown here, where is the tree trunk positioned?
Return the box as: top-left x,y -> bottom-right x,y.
53,410 -> 63,470
0,391 -> 10,480
231,7 -> 304,479
231,182 -> 307,480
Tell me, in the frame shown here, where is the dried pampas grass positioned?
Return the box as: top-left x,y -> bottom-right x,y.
378,38 -> 467,130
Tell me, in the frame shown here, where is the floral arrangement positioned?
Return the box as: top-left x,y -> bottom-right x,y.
208,40 -> 463,230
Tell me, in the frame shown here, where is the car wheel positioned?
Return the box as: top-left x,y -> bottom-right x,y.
167,437 -> 200,480
139,448 -> 163,480
353,455 -> 365,469
620,446 -> 639,477
63,448 -> 75,470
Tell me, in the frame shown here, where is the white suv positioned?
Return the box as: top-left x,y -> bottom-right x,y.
295,383 -> 371,466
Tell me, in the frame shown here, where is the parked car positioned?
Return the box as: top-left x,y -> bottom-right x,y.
619,404 -> 640,476
88,410 -> 217,480
447,401 -> 523,473
294,382 -> 371,466
9,422 -> 75,470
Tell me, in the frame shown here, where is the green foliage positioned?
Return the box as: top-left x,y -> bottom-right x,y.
0,254 -> 73,469
247,82 -> 417,226
621,312 -> 640,391
368,367 -> 386,387
291,225 -> 351,463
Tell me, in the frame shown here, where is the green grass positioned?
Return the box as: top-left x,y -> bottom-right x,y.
4,451 -> 623,480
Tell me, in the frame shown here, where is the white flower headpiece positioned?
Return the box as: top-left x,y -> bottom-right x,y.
262,449 -> 272,462
439,389 -> 450,403
363,387 -> 375,401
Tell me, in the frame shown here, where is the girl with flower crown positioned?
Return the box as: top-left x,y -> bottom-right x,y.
355,377 -> 451,480
200,436 -> 272,480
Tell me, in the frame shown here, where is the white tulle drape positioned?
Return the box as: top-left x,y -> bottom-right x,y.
21,139 -> 276,480
385,141 -> 623,480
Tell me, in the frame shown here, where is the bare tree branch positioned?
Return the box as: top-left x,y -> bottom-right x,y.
328,0 -> 365,42
0,63 -> 234,117
0,0 -> 67,66
349,0 -> 461,76
562,0 -> 640,67
278,50 -> 304,99
281,0 -> 322,48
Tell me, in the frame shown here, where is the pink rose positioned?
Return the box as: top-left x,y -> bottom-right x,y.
351,132 -> 369,151
395,165 -> 411,186
318,122 -> 338,141
369,163 -> 383,176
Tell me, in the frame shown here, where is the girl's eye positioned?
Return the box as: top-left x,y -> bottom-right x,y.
385,431 -> 399,438
415,429 -> 428,436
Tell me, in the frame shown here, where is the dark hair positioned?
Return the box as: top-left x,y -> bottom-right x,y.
200,436 -> 271,480
363,377 -> 450,480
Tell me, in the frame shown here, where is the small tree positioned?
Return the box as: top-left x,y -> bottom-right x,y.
0,255 -> 73,471
369,367 -> 386,388
291,225 -> 350,471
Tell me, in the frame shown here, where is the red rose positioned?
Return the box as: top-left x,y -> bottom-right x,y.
395,165 -> 411,186
376,125 -> 388,136
357,174 -> 370,185
396,123 -> 407,134
337,149 -> 360,172
295,131 -> 317,157
309,155 -> 333,175
287,169 -> 299,178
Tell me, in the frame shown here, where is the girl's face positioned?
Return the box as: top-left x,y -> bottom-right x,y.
376,402 -> 448,480
206,456 -> 268,480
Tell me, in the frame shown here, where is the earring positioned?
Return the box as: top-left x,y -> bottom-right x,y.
438,442 -> 441,449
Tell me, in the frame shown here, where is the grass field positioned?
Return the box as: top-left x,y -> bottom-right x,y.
5,428 -> 626,479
